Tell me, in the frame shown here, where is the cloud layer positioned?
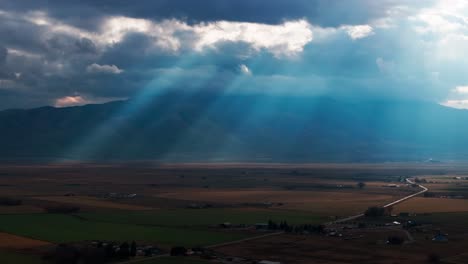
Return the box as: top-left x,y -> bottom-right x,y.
0,0 -> 468,109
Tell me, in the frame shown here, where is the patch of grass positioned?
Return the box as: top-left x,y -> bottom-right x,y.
0,251 -> 44,264
79,208 -> 324,227
0,214 -> 248,247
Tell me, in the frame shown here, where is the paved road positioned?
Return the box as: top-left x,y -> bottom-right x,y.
121,232 -> 284,263
206,231 -> 285,249
327,178 -> 428,224
122,178 -> 428,263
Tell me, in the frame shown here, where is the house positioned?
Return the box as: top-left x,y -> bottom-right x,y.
220,222 -> 232,228
432,234 -> 448,242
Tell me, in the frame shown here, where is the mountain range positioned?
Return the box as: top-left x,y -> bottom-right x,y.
1,92 -> 468,162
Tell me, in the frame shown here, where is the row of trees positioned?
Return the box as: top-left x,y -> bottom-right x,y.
267,220 -> 325,234
50,241 -> 137,264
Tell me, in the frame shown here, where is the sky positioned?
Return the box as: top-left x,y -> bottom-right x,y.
0,0 -> 468,110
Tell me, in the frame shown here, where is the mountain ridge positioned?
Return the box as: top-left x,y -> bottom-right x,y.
1,93 -> 468,162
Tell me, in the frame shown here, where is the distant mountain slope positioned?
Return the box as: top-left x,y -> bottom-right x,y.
1,92 -> 468,162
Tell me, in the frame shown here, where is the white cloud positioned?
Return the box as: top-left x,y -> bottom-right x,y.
7,48 -> 41,59
342,25 -> 374,40
453,85 -> 468,94
54,95 -> 125,107
441,99 -> 468,109
193,19 -> 313,57
239,64 -> 251,75
86,63 -> 124,74
411,0 -> 468,35
17,10 -> 314,58
10,9 -> 392,59
55,95 -> 87,107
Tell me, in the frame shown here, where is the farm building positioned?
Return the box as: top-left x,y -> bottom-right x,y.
432,234 -> 448,242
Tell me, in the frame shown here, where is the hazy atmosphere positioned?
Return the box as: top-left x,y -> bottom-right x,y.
2,1 -> 468,264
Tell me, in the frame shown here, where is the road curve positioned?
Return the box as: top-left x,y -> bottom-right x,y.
328,178 -> 428,224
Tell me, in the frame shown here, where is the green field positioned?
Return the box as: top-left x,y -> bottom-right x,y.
0,251 -> 44,264
0,214 -> 248,247
79,208 -> 324,227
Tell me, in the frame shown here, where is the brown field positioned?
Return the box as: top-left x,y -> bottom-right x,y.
1,163 -> 468,263
0,232 -> 51,249
156,188 -> 396,216
214,233 -> 467,264
32,196 -> 155,211
395,197 -> 468,213
0,205 -> 43,214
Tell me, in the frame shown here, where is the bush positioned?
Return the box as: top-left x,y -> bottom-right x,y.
364,206 -> 385,217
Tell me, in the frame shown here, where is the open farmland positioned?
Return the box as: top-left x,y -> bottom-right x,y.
79,208 -> 324,227
155,188 -> 398,216
0,232 -> 51,250
0,213 -> 250,247
395,197 -> 468,213
33,196 -> 155,211
1,163 -> 468,263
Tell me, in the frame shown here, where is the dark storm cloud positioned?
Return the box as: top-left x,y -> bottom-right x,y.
1,0 -> 427,27
0,0 -> 460,110
0,46 -> 6,63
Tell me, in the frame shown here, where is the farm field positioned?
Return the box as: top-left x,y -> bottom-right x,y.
33,196 -> 154,211
1,163 -> 468,263
0,232 -> 51,249
154,189 -> 397,216
79,208 -> 324,227
395,197 -> 468,213
0,213 -> 250,247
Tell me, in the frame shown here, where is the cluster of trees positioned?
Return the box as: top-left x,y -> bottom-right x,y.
49,241 -> 138,264
0,197 -> 22,206
414,178 -> 427,183
45,205 -> 80,214
364,206 -> 388,217
424,192 -> 436,197
267,220 -> 325,234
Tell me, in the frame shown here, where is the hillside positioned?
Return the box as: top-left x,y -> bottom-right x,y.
1,92 -> 468,162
